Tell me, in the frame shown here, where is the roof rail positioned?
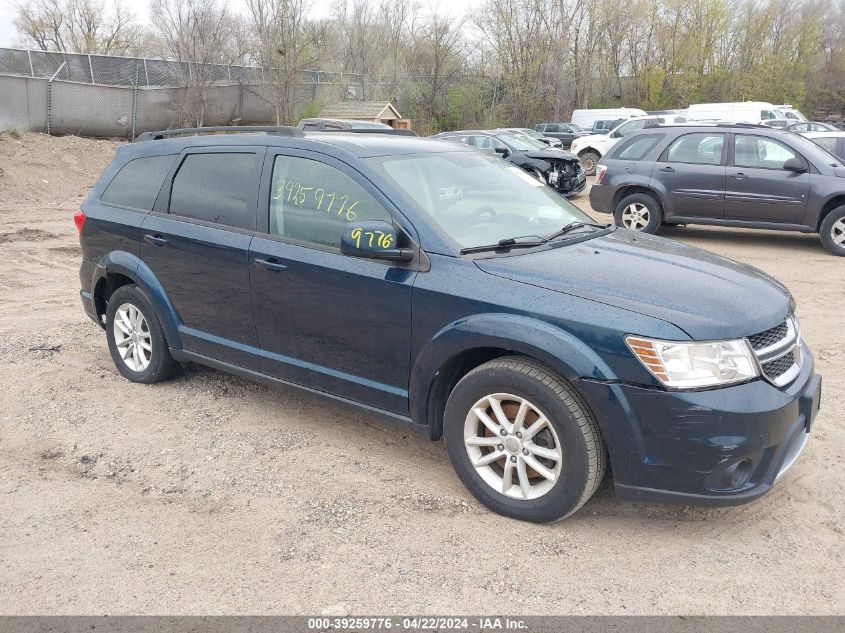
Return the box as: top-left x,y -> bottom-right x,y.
133,125 -> 305,142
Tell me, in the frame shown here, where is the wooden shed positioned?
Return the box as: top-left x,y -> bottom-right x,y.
319,101 -> 411,129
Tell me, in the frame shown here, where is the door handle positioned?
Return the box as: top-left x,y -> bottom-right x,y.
144,234 -> 168,246
254,257 -> 288,272
659,166 -> 675,172
733,172 -> 748,180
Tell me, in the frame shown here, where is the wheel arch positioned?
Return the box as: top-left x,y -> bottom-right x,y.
816,196 -> 845,232
91,251 -> 183,348
410,314 -> 616,440
612,185 -> 663,212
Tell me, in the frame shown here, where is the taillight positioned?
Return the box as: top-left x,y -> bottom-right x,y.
595,165 -> 608,184
74,209 -> 86,234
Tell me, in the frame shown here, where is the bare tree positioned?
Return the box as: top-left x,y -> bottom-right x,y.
248,0 -> 326,124
14,0 -> 141,54
150,0 -> 247,126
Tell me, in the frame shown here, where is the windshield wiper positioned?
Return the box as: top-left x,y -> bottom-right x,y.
545,220 -> 608,241
460,235 -> 546,255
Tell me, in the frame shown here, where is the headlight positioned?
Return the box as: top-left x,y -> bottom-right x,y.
626,336 -> 759,389
571,142 -> 580,152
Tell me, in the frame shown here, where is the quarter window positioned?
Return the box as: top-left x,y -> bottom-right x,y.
101,155 -> 176,211
269,156 -> 392,248
613,134 -> 664,160
664,133 -> 725,165
733,135 -> 800,170
169,153 -> 258,229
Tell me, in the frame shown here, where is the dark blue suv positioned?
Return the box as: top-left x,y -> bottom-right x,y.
76,126 -> 821,522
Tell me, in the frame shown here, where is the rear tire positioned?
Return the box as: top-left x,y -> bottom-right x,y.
443,356 -> 606,523
579,151 -> 600,176
105,284 -> 180,384
820,206 -> 845,256
614,192 -> 663,234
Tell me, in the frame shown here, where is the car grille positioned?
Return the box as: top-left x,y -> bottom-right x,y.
748,322 -> 788,351
748,317 -> 802,387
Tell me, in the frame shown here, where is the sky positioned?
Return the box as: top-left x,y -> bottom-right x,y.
0,0 -> 479,49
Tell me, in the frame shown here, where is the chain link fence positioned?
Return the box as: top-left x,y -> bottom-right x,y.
0,47 -> 367,138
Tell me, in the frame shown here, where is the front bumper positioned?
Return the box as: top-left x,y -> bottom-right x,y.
577,344 -> 821,506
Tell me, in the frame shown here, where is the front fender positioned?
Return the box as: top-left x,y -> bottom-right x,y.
409,313 -> 616,433
93,251 -> 183,348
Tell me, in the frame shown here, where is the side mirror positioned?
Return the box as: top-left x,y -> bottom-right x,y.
340,220 -> 414,262
494,146 -> 511,158
783,157 -> 808,173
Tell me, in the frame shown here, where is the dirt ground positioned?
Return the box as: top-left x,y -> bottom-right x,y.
0,132 -> 842,615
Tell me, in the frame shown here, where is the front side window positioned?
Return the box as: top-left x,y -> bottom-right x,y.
761,110 -> 777,120
733,135 -> 799,169
664,133 -> 725,165
472,136 -> 508,152
372,151 -> 593,250
169,153 -> 258,229
101,155 -> 176,211
269,156 -> 392,248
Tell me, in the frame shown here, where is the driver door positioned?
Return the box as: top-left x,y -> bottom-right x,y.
249,150 -> 419,414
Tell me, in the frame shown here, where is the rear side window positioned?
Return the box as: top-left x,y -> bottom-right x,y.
100,155 -> 176,211
169,153 -> 258,230
544,124 -> 559,132
663,133 -> 725,165
612,134 -> 664,160
269,155 -> 392,249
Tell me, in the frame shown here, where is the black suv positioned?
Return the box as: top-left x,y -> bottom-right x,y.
589,123 -> 845,255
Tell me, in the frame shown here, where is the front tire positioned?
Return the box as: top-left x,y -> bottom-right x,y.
614,192 -> 663,233
106,284 -> 180,384
820,206 -> 845,256
443,357 -> 606,522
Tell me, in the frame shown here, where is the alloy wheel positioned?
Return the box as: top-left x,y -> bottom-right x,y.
463,393 -> 563,500
112,302 -> 152,372
622,203 -> 650,230
832,217 -> 845,246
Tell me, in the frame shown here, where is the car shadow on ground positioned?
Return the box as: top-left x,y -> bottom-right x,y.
658,225 -> 824,253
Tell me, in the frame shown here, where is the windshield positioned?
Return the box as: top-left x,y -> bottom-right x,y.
495,132 -> 546,151
369,151 -> 594,250
787,131 -> 843,166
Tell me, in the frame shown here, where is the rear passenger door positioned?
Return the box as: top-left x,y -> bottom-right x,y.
141,147 -> 264,369
249,150 -> 418,414
652,132 -> 726,219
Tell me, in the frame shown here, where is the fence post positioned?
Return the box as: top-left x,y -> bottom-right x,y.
131,85 -> 138,140
143,58 -> 149,87
27,49 -> 34,77
88,54 -> 94,84
46,61 -> 66,135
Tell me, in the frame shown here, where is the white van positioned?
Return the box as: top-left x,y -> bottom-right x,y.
686,102 -> 779,124
570,108 -> 648,131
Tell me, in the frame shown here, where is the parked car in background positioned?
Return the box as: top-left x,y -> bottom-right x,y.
297,118 -> 418,136
531,123 -> 586,148
804,131 -> 845,161
647,109 -> 686,123
78,125 -> 821,522
775,105 -> 808,121
570,107 -> 647,131
590,119 -> 625,134
569,116 -> 665,175
686,102 -> 779,124
500,127 -> 563,148
788,122 -> 839,133
589,123 -> 845,255
762,119 -> 792,129
433,130 -> 586,196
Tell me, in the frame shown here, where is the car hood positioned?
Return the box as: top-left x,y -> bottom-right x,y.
574,133 -> 609,145
474,229 -> 792,340
522,149 -> 578,162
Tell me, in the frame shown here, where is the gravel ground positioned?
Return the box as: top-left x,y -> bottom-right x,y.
0,133 -> 842,615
